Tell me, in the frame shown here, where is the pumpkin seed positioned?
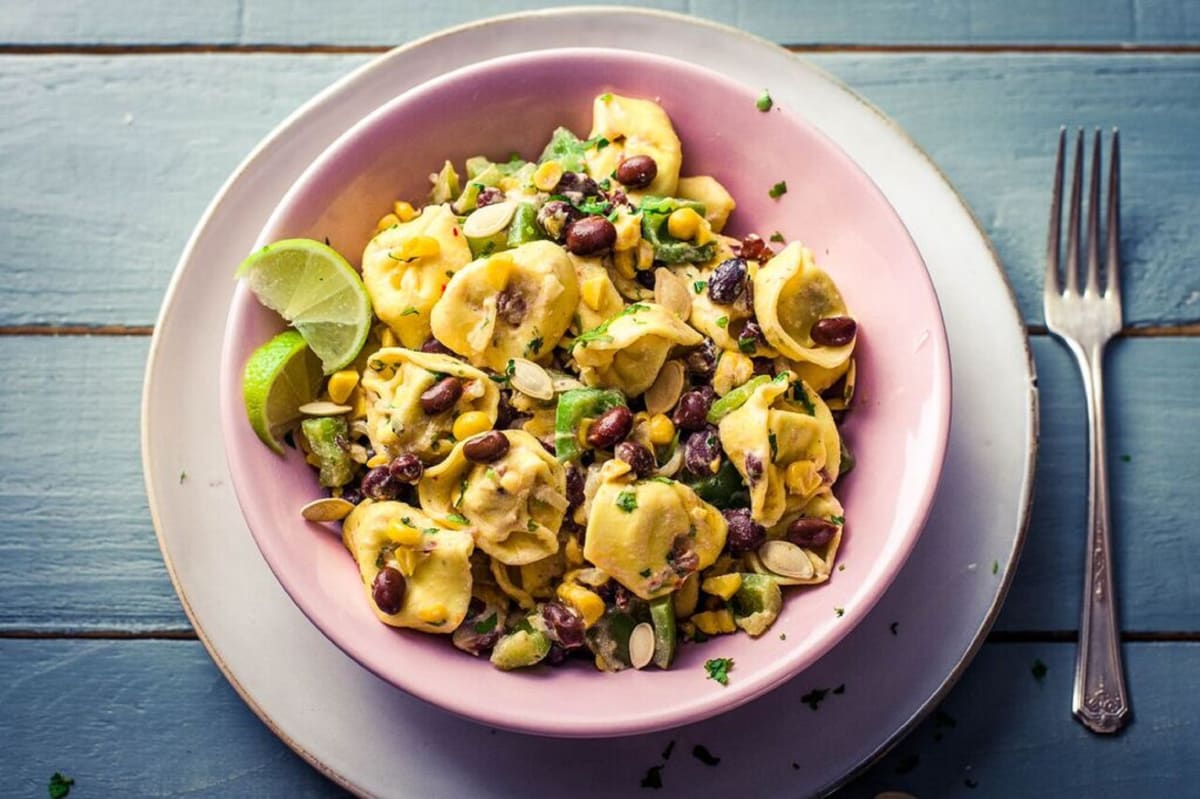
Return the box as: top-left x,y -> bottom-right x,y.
509,357 -> 554,400
461,200 -> 517,238
758,539 -> 816,580
549,370 -> 584,392
653,267 -> 692,320
628,621 -> 655,670
643,360 -> 685,416
298,401 -> 352,416
300,497 -> 355,522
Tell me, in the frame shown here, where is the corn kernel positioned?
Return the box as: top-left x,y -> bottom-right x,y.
692,609 -> 737,635
392,235 -> 440,262
533,160 -> 564,192
498,176 -> 520,193
702,573 -> 743,601
614,249 -> 636,279
784,461 -> 817,495
636,239 -> 655,269
667,207 -> 703,240
327,370 -> 360,404
453,410 -> 494,440
392,200 -> 417,222
674,572 -> 700,618
483,254 -> 513,291
387,521 -> 423,548
379,327 -> 398,348
557,582 -> 606,628
376,212 -> 400,231
564,535 -> 584,567
349,387 -> 368,419
366,453 -> 390,468
416,604 -> 448,624
647,413 -> 675,445
393,548 -> 421,577
694,217 -> 715,246
581,275 -> 608,311
613,211 -> 642,251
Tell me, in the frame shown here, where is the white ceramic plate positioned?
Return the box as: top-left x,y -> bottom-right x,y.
142,8 -> 1035,797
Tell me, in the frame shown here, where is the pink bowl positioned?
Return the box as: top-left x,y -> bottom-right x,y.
219,48 -> 951,738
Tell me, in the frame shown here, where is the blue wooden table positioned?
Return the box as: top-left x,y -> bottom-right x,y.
3,2 -> 1199,796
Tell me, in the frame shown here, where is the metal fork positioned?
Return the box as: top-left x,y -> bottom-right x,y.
1044,128 -> 1130,734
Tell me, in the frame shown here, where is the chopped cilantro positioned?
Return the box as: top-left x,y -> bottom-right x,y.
704,657 -> 733,686
661,740 -> 676,760
179,470 -> 187,484
473,612 -> 498,634
573,304 -> 649,349
779,633 -> 787,640
692,280 -> 707,294
890,621 -> 899,635
639,568 -> 653,578
992,559 -> 1000,575
1032,658 -> 1048,682
829,514 -> 845,525
692,745 -> 721,766
833,683 -> 846,694
768,181 -> 788,199
446,513 -> 469,525
769,231 -> 786,243
1120,453 -> 1132,462
649,476 -> 674,484
49,773 -> 74,799
526,335 -> 544,356
600,92 -> 613,103
423,527 -> 440,536
792,383 -> 816,415
640,765 -> 663,789
715,316 -> 729,329
834,607 -> 845,617
756,89 -> 773,112
616,490 -> 639,513
801,687 -> 829,710
768,432 -> 778,461
737,335 -> 756,354
527,518 -> 538,532
400,516 -> 414,527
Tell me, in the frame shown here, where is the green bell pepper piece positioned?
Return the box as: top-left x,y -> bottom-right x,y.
649,596 -> 677,669
300,416 -> 353,488
452,163 -> 501,213
538,126 -> 588,172
707,375 -> 773,423
585,607 -> 637,671
554,388 -> 626,462
506,202 -> 541,248
638,196 -> 716,264
489,627 -> 551,670
685,459 -> 746,509
428,160 -> 460,205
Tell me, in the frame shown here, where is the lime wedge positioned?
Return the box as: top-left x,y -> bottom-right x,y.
242,330 -> 323,454
236,238 -> 372,373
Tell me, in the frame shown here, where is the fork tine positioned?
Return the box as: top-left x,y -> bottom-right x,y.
1065,129 -> 1084,294
1045,127 -> 1065,296
1105,129 -> 1122,303
1085,129 -> 1102,295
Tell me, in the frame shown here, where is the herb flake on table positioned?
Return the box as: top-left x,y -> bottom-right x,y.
992,559 -> 1000,575
890,621 -> 899,635
692,744 -> 721,766
640,765 -> 664,789
1032,658 -> 1048,682
661,739 -> 676,760
833,683 -> 845,695
894,753 -> 920,774
705,657 -> 733,686
801,687 -> 829,710
48,773 -> 74,799
756,89 -> 773,112
769,231 -> 785,243
834,607 -> 845,618
768,181 -> 788,199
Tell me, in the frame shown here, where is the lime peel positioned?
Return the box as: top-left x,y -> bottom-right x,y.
242,329 -> 323,454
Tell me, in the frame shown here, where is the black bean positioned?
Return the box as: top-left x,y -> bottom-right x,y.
635,268 -> 657,289
566,465 -> 586,508
811,317 -> 857,347
372,567 -> 406,614
554,171 -> 601,199
615,154 -> 658,189
420,376 -> 462,414
684,339 -> 718,379
742,319 -> 767,346
683,426 -> 722,476
420,337 -> 454,356
496,289 -> 527,327
722,508 -> 766,555
361,466 -> 400,501
672,390 -> 712,432
339,486 -> 363,506
388,453 -> 423,484
494,390 -> 516,429
707,257 -> 747,304
586,406 -> 633,449
463,431 -> 510,463
615,441 -> 655,478
544,644 -> 569,666
786,517 -> 839,548
475,186 -> 504,207
541,602 -> 585,649
752,357 -> 774,377
565,216 -> 617,256
536,199 -> 579,241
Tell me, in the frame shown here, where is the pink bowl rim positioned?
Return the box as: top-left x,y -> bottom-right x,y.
219,46 -> 952,737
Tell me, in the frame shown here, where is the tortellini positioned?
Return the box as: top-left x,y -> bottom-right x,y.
584,460 -> 727,600
569,253 -> 625,333
749,489 -> 846,585
584,93 -> 682,199
342,499 -> 475,632
431,241 -> 579,371
754,242 -> 855,370
717,374 -> 842,527
361,348 -> 499,463
676,176 -> 736,234
419,430 -> 568,566
571,302 -> 703,396
362,204 -> 472,348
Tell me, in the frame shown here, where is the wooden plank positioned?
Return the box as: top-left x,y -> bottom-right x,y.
4,1 -> 1199,46
1,53 -> 1199,328
0,638 -> 1194,796
2,334 -> 1198,633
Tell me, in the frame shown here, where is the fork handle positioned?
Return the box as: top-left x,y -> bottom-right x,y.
1072,342 -> 1131,733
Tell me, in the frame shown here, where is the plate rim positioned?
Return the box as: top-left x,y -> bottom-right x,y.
141,7 -> 1036,796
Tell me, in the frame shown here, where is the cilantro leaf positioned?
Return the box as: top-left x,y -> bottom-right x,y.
704,657 -> 733,686
473,612 -> 498,634
756,90 -> 773,112
49,773 -> 74,799
768,181 -> 788,199
616,490 -> 638,513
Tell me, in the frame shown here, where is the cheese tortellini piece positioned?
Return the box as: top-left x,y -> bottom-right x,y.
584,93 -> 682,199
676,176 -> 736,234
571,302 -> 703,396
718,374 -> 842,527
431,241 -> 579,371
754,242 -> 855,370
750,489 -> 846,586
584,461 -> 727,600
342,499 -> 475,632
362,348 -> 499,463
569,253 -> 625,333
362,204 -> 472,348
419,430 -> 568,566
